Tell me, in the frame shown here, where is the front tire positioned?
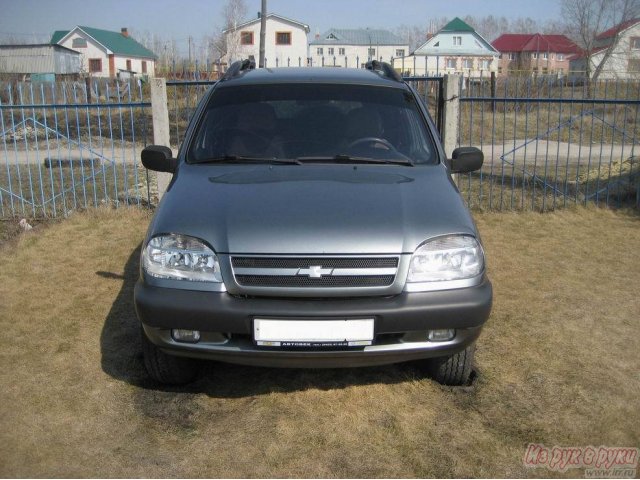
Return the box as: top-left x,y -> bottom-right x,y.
427,343 -> 476,386
141,328 -> 200,385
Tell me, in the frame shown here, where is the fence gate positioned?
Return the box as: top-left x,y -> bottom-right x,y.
457,75 -> 640,211
0,79 -> 152,218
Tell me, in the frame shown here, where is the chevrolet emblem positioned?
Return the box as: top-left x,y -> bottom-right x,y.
297,265 -> 334,278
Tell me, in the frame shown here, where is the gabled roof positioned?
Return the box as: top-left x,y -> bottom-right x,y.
310,28 -> 405,46
441,17 -> 476,33
492,33 -> 580,54
413,17 -> 498,56
223,13 -> 310,33
51,26 -> 157,59
596,18 -> 640,40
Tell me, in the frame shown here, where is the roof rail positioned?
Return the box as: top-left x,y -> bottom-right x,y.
364,60 -> 403,82
221,58 -> 256,81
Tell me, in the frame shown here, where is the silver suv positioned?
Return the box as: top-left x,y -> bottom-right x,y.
136,60 -> 492,386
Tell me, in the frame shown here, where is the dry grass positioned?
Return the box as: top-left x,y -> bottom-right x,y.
0,207 -> 638,478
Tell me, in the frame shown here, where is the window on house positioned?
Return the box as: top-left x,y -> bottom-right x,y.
88,58 -> 102,73
396,49 -> 405,57
276,32 -> 291,45
532,52 -> 538,59
317,47 -> 323,55
498,67 -> 503,74
453,36 -> 462,46
508,53 -> 516,60
542,67 -> 548,74
480,59 -> 490,70
72,37 -> 87,48
368,48 -> 376,56
543,52 -> 549,60
628,59 -> 640,71
126,59 -> 132,71
434,41 -> 440,47
339,47 -> 345,55
631,37 -> 640,49
446,58 -> 457,69
328,47 -> 334,55
142,61 -> 147,74
240,31 -> 254,45
462,58 -> 473,69
558,54 -> 564,61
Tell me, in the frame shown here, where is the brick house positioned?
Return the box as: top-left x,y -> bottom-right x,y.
492,33 -> 579,76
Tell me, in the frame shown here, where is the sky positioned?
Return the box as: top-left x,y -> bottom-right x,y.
0,0 -> 563,54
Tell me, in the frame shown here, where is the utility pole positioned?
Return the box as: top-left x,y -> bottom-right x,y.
188,36 -> 192,67
259,0 -> 267,67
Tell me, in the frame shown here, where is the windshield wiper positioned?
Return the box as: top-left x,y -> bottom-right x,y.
295,154 -> 413,166
191,155 -> 301,165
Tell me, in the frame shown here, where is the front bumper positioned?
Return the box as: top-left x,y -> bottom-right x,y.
134,278 -> 492,368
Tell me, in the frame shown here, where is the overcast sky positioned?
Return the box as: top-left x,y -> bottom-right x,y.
0,0 -> 563,53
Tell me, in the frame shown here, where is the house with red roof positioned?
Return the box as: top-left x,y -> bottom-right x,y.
492,33 -> 580,76
569,18 -> 640,79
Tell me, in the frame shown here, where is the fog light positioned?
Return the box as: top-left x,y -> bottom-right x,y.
428,329 -> 455,342
171,329 -> 201,343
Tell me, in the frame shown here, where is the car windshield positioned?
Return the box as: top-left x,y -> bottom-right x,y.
187,83 -> 438,165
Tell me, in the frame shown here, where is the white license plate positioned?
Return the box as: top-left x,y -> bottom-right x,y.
254,318 -> 374,347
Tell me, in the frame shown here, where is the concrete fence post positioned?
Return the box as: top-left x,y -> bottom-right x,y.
442,74 -> 461,185
150,77 -> 172,201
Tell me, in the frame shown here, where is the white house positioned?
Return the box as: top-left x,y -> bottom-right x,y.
51,26 -> 157,77
402,17 -> 499,77
223,13 -> 310,67
569,18 -> 640,80
309,28 -> 408,68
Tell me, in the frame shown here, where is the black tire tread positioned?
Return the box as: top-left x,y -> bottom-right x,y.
141,329 -> 200,385
427,343 -> 475,386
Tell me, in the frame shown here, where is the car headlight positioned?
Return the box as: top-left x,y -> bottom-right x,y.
407,235 -> 484,282
142,234 -> 223,282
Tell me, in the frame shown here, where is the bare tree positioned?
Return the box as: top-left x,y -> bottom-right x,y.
393,24 -> 429,52
562,0 -> 640,87
215,0 -> 248,64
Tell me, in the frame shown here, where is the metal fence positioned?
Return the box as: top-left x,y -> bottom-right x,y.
0,78 -> 152,218
1,72 -> 638,219
454,74 -> 640,211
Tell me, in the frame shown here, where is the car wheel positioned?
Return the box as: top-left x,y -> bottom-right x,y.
141,328 -> 200,385
427,343 -> 475,386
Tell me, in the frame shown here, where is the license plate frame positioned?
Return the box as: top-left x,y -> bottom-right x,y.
253,318 -> 374,347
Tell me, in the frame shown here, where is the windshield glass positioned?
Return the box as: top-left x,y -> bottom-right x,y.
187,83 -> 438,165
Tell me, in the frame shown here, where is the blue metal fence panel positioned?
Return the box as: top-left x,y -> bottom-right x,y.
454,74 -> 639,211
0,78 -> 152,218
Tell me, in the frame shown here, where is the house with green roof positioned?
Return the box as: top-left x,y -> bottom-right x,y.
309,28 -> 409,67
51,26 -> 157,77
400,17 -> 498,77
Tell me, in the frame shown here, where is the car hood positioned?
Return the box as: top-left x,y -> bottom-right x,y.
148,164 -> 478,255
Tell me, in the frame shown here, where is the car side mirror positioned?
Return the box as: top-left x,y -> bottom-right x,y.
141,145 -> 177,173
449,147 -> 484,174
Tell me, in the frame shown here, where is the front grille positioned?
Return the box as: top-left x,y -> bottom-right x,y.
231,256 -> 399,289
235,274 -> 395,288
232,257 -> 398,269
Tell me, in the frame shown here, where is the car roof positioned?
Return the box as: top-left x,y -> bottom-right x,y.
218,67 -> 407,88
